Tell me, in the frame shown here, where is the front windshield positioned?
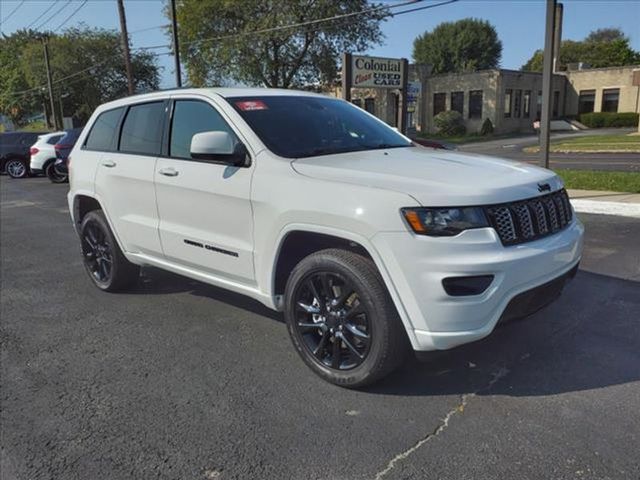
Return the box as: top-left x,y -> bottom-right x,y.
227,95 -> 413,158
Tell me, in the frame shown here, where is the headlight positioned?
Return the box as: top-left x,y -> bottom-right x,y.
401,207 -> 489,236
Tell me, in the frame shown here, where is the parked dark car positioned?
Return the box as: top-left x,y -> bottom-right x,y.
49,128 -> 82,183
0,131 -> 46,178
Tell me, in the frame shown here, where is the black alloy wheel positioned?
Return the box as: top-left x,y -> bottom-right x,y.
81,218 -> 113,286
45,161 -> 68,183
293,271 -> 371,371
284,249 -> 407,388
79,210 -> 140,291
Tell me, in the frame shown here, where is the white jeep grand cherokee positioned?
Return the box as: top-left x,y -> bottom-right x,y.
68,88 -> 584,387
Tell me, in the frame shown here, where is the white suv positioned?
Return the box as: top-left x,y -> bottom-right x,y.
29,131 -> 65,177
68,89 -> 584,387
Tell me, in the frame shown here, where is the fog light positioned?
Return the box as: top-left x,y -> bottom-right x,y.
442,275 -> 494,296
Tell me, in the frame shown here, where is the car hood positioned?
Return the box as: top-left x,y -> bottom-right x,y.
291,147 -> 562,206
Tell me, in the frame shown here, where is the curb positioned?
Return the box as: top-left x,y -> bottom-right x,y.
572,199 -> 640,219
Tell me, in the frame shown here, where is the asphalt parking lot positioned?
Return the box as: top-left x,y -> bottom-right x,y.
1,176 -> 639,480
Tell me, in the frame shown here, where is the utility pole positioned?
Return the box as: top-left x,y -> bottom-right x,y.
42,37 -> 60,130
341,52 -> 352,102
170,0 -> 182,87
116,0 -> 135,95
540,0 -> 557,169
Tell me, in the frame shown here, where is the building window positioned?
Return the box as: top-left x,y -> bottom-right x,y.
451,91 -> 464,115
536,90 -> 542,119
352,98 -> 362,108
523,90 -> 531,118
433,93 -> 446,116
578,90 -> 595,114
601,88 -> 620,113
364,98 -> 375,114
504,89 -> 513,118
514,90 -> 523,118
552,91 -> 559,118
469,90 -> 483,119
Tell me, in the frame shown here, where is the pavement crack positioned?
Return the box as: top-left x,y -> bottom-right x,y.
374,366 -> 509,480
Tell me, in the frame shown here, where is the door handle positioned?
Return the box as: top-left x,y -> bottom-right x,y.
158,167 -> 179,177
101,160 -> 116,168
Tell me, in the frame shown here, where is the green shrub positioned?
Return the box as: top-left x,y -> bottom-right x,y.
433,110 -> 466,136
480,118 -> 494,136
578,112 -> 639,128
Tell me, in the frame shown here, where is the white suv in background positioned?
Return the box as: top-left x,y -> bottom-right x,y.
67,89 -> 584,387
29,131 -> 65,177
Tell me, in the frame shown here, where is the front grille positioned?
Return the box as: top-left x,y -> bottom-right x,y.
485,189 -> 573,246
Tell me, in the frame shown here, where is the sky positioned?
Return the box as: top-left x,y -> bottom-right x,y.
1,0 -> 639,89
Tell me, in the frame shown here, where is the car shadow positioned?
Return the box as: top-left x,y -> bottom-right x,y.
133,266 -> 283,322
130,267 -> 639,398
366,270 -> 639,397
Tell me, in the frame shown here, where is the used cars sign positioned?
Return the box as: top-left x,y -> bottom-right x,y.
352,55 -> 404,89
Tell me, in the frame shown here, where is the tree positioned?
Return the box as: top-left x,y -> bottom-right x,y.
1,27 -> 160,126
585,28 -> 626,43
171,0 -> 386,88
412,19 -> 502,74
521,28 -> 640,72
0,30 -> 44,125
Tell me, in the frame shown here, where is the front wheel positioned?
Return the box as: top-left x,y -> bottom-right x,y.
80,210 -> 140,291
284,249 -> 407,388
5,159 -> 28,178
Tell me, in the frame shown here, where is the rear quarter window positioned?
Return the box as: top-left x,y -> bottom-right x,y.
85,107 -> 124,151
119,102 -> 165,156
47,135 -> 64,145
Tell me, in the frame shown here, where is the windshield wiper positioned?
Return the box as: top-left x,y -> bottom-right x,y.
361,143 -> 412,150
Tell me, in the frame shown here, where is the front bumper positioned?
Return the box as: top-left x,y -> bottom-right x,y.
372,217 -> 584,351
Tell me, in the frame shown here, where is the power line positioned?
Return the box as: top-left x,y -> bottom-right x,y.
54,0 -> 88,30
25,1 -> 58,29
135,0 -> 428,51
1,51 -> 174,101
2,0 -> 26,24
129,24 -> 170,35
2,0 -> 457,99
35,0 -> 72,30
390,0 -> 457,16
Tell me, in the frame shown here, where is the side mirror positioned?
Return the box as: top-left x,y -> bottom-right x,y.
190,131 -> 249,167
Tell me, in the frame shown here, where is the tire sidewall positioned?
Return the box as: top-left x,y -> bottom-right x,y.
80,211 -> 120,291
284,252 -> 393,387
46,161 -> 68,183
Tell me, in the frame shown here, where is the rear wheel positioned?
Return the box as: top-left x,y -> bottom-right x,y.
80,210 -> 140,291
284,248 -> 407,388
45,160 -> 68,183
6,159 -> 28,179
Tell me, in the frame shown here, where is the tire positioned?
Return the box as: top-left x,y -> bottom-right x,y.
45,160 -> 68,183
284,248 -> 408,388
79,210 -> 140,292
5,159 -> 29,179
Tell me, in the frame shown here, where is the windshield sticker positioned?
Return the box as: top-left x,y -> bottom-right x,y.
236,100 -> 268,111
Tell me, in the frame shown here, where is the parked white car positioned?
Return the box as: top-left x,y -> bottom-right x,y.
67,89 -> 584,387
29,131 -> 65,176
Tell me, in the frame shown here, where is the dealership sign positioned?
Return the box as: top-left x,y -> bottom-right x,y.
351,55 -> 404,89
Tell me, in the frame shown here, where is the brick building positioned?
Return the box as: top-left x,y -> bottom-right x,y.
337,64 -> 640,135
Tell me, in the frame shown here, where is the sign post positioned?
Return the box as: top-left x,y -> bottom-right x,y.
341,52 -> 352,102
398,58 -> 409,135
342,54 -> 409,135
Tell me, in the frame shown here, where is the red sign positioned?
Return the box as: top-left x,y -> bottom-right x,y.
236,100 -> 268,111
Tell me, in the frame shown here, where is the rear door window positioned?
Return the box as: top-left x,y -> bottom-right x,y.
47,135 -> 64,145
85,107 -> 124,151
119,102 -> 165,156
